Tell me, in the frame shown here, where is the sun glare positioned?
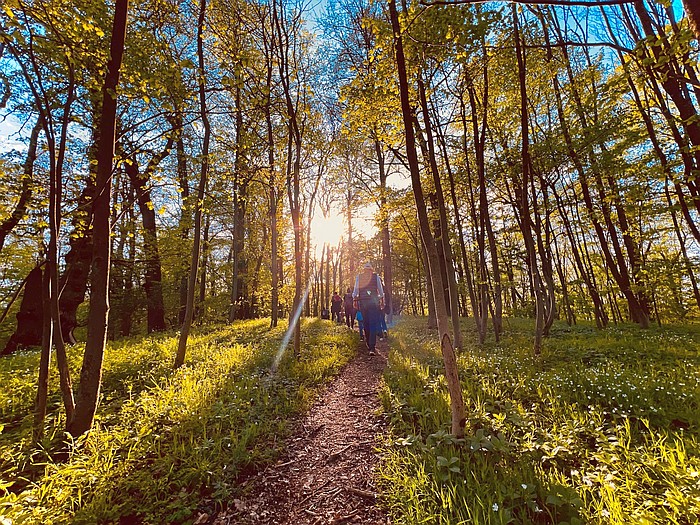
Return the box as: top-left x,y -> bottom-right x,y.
310,213 -> 346,254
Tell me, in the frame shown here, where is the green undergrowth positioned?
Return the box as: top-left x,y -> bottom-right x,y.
0,318 -> 356,524
379,317 -> 700,524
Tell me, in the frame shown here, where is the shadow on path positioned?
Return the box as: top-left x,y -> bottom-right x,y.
211,337 -> 391,524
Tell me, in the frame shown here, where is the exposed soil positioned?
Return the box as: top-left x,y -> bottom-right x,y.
208,336 -> 391,525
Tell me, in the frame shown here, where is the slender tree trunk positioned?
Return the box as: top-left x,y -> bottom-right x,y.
198,214 -> 210,320
273,0 -> 303,356
124,152 -> 169,333
174,0 -> 209,369
33,267 -> 50,441
455,94 -> 480,322
375,139 -> 393,323
466,86 -> 490,345
665,179 -> 700,310
417,77 -> 463,350
120,212 -> 136,337
513,7 -> 545,355
68,0 -> 128,436
390,0 -> 465,436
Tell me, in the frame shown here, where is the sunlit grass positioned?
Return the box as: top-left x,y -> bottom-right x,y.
379,317 -> 700,524
0,318 -> 356,524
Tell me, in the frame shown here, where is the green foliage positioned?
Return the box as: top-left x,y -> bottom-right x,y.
379,317 -> 700,524
0,318 -> 356,524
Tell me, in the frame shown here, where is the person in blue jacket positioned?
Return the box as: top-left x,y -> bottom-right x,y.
355,309 -> 364,340
352,262 -> 384,355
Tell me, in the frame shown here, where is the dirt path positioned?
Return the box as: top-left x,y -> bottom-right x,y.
211,337 -> 390,525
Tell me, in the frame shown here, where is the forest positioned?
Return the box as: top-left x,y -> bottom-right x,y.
1,0 -> 699,523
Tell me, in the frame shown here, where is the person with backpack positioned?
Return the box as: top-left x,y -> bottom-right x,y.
352,262 -> 384,355
343,287 -> 355,328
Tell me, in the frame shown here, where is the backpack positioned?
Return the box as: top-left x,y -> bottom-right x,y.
343,293 -> 354,309
358,273 -> 380,306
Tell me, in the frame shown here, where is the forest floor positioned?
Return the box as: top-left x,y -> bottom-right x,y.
207,333 -> 391,525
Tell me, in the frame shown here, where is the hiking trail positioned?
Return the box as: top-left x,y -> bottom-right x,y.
208,337 -> 391,524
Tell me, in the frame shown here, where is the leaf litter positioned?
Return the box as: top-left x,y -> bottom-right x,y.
209,338 -> 391,524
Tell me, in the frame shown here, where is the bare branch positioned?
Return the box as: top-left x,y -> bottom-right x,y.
524,40 -> 633,54
421,0 -> 634,7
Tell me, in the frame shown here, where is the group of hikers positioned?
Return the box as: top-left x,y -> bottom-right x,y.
321,262 -> 388,356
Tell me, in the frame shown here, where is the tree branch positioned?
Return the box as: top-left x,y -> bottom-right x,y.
421,0 -> 633,6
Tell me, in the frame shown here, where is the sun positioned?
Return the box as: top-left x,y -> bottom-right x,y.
310,213 -> 346,254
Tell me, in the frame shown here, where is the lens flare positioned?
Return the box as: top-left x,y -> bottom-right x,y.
271,280 -> 313,374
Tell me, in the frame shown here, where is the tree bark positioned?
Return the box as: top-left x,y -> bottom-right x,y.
375,138 -> 394,323
175,0 -> 209,369
124,146 -> 170,333
513,6 -> 545,355
0,118 -> 40,252
68,0 -> 128,437
2,266 -> 44,356
273,0 -> 304,356
417,77 -> 463,350
389,0 -> 465,436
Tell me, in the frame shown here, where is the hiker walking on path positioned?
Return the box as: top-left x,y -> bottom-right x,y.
331,291 -> 343,324
343,287 -> 355,328
353,262 -> 384,355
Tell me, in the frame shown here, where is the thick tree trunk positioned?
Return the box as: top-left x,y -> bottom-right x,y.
682,0 -> 700,41
124,156 -> 168,333
2,266 -> 44,355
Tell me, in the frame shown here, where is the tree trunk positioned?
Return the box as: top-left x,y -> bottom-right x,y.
513,6 -> 545,355
390,0 -> 465,437
124,153 -> 168,333
682,0 -> 700,41
273,0 -> 303,356
175,112 -> 191,326
417,77 -> 463,350
375,139 -> 393,323
3,266 -> 44,356
68,0 -> 128,437
175,0 -> 209,368
198,214 -> 210,321
33,267 -> 51,441
0,118 -> 40,252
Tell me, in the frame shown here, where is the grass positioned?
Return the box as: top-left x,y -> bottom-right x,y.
379,317 -> 700,525
0,318 -> 357,524
4,315 -> 698,524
